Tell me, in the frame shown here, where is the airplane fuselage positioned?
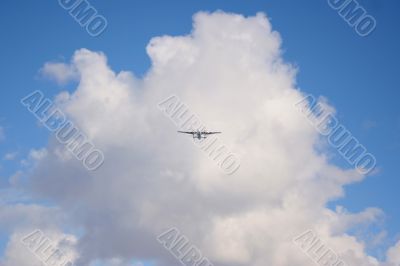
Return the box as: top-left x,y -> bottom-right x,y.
196,131 -> 202,140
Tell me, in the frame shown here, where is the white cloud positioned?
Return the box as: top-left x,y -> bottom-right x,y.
7,10 -> 400,266
3,152 -> 18,161
1,231 -> 44,266
0,202 -> 76,265
28,148 -> 48,161
8,171 -> 23,186
40,62 -> 79,84
387,241 -> 400,264
1,229 -> 77,266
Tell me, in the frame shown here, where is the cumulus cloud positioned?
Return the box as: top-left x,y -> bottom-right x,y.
5,11 -> 399,266
1,229 -> 77,266
40,62 -> 79,84
387,241 -> 400,264
0,200 -> 76,266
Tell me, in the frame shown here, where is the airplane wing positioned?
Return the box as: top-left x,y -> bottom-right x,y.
203,131 -> 221,135
178,131 -> 195,134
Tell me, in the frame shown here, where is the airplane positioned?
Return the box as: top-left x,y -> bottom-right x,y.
178,130 -> 221,140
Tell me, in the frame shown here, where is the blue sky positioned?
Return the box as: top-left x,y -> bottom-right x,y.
0,0 -> 399,265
